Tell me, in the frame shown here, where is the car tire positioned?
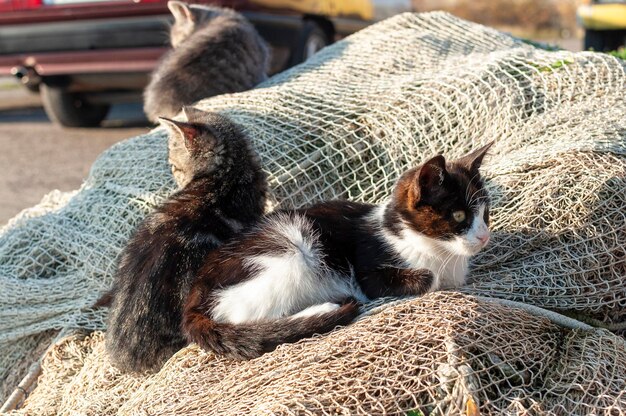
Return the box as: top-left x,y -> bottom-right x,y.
40,84 -> 110,128
584,29 -> 625,51
289,20 -> 331,67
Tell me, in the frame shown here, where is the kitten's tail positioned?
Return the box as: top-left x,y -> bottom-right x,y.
183,299 -> 359,360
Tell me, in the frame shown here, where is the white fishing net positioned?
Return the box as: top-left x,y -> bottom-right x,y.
1,11 -> 624,414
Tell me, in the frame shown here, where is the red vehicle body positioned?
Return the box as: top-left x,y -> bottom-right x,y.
0,0 -> 384,126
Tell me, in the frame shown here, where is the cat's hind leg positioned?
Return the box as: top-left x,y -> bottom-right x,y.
291,295 -> 363,319
212,212 -> 361,324
291,302 -> 341,319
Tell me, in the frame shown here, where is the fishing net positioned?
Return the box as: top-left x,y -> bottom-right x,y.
7,293 -> 626,415
1,11 -> 625,415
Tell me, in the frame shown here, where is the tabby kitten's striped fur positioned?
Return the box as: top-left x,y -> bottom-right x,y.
143,1 -> 269,123
105,107 -> 266,373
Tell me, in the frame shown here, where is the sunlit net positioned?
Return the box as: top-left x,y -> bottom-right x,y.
1,12 -> 624,415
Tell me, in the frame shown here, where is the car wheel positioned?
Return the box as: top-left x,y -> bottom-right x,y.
289,21 -> 331,67
40,84 -> 110,128
584,29 -> 625,51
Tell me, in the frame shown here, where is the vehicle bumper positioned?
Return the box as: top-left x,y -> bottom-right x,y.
0,47 -> 166,78
0,7 -> 369,91
578,3 -> 626,30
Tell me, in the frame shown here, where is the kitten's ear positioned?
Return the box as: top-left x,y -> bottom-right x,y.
182,106 -> 209,123
412,155 -> 447,201
159,116 -> 201,153
455,141 -> 493,174
168,1 -> 194,23
419,155 -> 447,188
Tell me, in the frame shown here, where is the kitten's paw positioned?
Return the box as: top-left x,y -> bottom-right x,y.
419,268 -> 435,280
419,268 -> 439,293
422,268 -> 437,291
405,268 -> 436,296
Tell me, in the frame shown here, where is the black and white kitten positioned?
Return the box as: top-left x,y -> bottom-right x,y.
143,1 -> 269,123
105,107 -> 267,373
183,143 -> 493,359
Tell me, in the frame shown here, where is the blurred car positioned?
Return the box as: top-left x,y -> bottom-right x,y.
578,0 -> 626,51
0,0 -> 411,127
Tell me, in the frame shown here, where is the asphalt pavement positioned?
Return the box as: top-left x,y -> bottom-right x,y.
0,84 -> 152,225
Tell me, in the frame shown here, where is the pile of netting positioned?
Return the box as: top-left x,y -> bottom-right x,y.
1,12 -> 625,415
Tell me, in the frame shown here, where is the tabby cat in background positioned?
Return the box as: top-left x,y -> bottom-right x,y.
183,143 -> 493,359
143,1 -> 269,123
104,107 -> 267,373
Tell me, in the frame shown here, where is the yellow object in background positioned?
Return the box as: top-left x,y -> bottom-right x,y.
249,0 -> 413,22
578,3 -> 626,30
249,0 -> 374,20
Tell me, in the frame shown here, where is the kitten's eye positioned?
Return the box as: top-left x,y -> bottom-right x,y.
452,210 -> 466,223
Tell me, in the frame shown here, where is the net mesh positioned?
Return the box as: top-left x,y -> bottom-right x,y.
1,11 -> 625,414
7,293 -> 626,415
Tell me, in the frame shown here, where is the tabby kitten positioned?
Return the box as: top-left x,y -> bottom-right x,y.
105,107 -> 267,373
183,143 -> 493,359
143,1 -> 269,123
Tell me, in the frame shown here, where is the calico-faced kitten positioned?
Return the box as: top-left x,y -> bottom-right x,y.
143,1 -> 269,123
105,107 -> 267,373
183,143 -> 493,359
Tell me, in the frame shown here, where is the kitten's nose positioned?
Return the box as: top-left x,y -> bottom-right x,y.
477,233 -> 490,245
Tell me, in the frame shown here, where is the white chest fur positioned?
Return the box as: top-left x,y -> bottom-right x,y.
382,227 -> 469,290
373,204 -> 470,291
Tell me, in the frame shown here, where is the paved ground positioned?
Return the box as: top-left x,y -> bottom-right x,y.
0,85 -> 152,225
